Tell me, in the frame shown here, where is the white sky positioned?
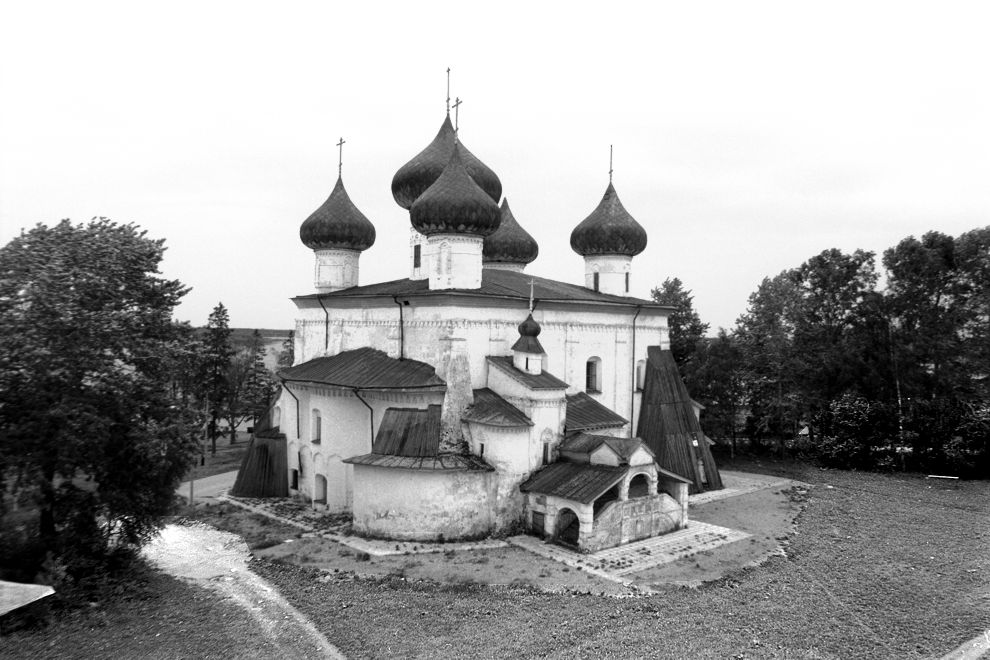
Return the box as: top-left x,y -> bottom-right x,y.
1,1 -> 987,332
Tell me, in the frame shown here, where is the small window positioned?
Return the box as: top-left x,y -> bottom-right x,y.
311,409 -> 322,444
586,357 -> 602,393
542,442 -> 550,465
625,272 -> 630,293
525,357 -> 530,370
479,443 -> 485,457
593,272 -> 599,292
413,244 -> 421,268
636,360 -> 646,391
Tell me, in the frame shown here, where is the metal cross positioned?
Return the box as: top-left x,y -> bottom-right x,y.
336,137 -> 346,177
446,67 -> 451,114
609,144 -> 614,183
452,97 -> 463,134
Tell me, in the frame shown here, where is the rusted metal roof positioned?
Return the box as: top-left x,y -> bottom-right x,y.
560,433 -> 652,463
462,388 -> 532,427
565,392 -> 628,431
294,268 -> 668,309
519,462 -> 627,504
279,347 -> 445,390
372,406 -> 441,457
486,356 -> 568,390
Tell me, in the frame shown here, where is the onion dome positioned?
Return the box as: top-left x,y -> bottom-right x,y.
300,176 -> 376,251
570,182 -> 648,257
511,313 -> 545,354
483,198 -> 539,265
410,143 -> 501,237
391,114 -> 502,209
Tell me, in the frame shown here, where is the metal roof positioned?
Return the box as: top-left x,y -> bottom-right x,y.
294,268 -> 667,309
565,392 -> 628,431
560,433 -> 654,463
343,453 -> 493,472
462,388 -> 533,427
279,347 -> 445,390
487,356 -> 568,390
372,406 -> 441,457
519,462 -> 627,504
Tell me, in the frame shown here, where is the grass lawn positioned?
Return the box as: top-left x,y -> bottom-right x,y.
5,460 -> 987,658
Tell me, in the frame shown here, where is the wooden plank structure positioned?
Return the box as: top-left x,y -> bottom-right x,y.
230,396 -> 289,497
637,346 -> 723,494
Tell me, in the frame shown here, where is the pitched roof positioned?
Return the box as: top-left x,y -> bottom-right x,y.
487,356 -> 568,390
293,268 -> 667,309
560,433 -> 654,463
519,462 -> 626,504
565,391 -> 628,431
343,405 -> 494,472
462,389 -> 533,427
279,347 -> 445,390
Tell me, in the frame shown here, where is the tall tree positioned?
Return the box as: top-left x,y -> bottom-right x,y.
651,277 -> 709,372
276,329 -> 295,370
692,329 -> 746,453
0,219 -> 198,572
243,330 -> 277,423
200,303 -> 233,456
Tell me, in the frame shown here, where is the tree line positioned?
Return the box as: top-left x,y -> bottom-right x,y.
654,227 -> 989,477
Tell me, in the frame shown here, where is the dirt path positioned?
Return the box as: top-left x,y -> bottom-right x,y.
143,523 -> 345,659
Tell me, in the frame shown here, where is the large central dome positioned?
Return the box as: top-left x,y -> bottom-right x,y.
391,115 -> 502,210
410,143 -> 501,237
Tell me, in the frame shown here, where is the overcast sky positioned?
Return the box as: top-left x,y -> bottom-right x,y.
2,1 -> 987,332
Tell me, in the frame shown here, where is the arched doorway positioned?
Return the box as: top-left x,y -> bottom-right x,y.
628,473 -> 651,498
314,474 -> 327,504
555,508 -> 580,547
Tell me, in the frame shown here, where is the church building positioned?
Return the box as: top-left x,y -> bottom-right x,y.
243,104 -> 722,552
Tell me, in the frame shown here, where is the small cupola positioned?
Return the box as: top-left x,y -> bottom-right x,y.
300,171 -> 376,293
570,179 -> 647,296
511,313 -> 545,375
483,198 -> 539,272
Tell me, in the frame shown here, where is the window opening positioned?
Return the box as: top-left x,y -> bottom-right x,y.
593,272 -> 599,292
625,272 -> 630,292
586,357 -> 601,392
413,244 -> 421,268
542,442 -> 550,465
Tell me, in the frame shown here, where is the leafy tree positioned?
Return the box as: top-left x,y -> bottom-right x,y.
220,331 -> 277,444
200,303 -> 233,455
651,278 -> 709,367
691,329 -> 746,453
0,219 -> 198,577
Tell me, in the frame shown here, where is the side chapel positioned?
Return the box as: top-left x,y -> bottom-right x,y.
235,98 -> 722,552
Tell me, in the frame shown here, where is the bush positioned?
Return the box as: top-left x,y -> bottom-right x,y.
815,394 -> 897,470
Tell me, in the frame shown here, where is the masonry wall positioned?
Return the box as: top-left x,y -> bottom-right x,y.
350,466 -> 494,541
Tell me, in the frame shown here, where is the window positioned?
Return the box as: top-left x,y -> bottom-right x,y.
593,271 -> 599,292
311,409 -> 322,443
625,272 -> 630,293
542,442 -> 550,465
413,244 -> 421,268
525,357 -> 530,370
636,360 -> 646,391
586,357 -> 602,393
290,469 -> 299,490
479,443 -> 485,457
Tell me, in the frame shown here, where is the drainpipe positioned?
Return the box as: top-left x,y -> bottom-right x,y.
317,296 -> 330,351
280,379 -> 301,439
392,296 -> 408,360
352,389 -> 375,449
629,305 -> 642,438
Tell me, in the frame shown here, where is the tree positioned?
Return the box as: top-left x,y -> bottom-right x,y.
220,331 -> 276,445
276,329 -> 295,370
691,329 -> 746,453
243,330 -> 277,423
651,277 -> 709,378
0,219 -> 198,576
200,303 -> 233,456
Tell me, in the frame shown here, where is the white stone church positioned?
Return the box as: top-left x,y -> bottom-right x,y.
242,109 -> 721,552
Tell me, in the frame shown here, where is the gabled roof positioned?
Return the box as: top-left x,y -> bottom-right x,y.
462,389 -> 533,428
519,462 -> 626,504
343,405 -> 494,472
279,347 -> 445,390
565,392 -> 628,431
560,433 -> 654,464
487,356 -> 568,390
294,269 -> 668,309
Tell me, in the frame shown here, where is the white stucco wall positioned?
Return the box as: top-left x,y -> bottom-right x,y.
350,465 -> 494,540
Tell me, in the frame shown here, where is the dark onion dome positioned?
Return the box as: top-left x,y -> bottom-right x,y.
569,182 -> 648,257
410,143 -> 501,237
300,176 -> 376,251
391,114 -> 502,210
483,198 -> 539,265
511,313 -> 545,354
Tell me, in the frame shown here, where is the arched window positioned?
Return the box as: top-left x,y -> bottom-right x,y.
311,408 -> 322,444
593,271 -> 600,292
625,272 -> 630,293
628,473 -> 651,498
586,357 -> 602,393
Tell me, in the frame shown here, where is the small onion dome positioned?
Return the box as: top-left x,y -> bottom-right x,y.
511,313 -> 545,354
391,114 -> 502,210
410,143 -> 501,237
570,182 -> 648,257
483,198 -> 539,265
300,176 -> 376,251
